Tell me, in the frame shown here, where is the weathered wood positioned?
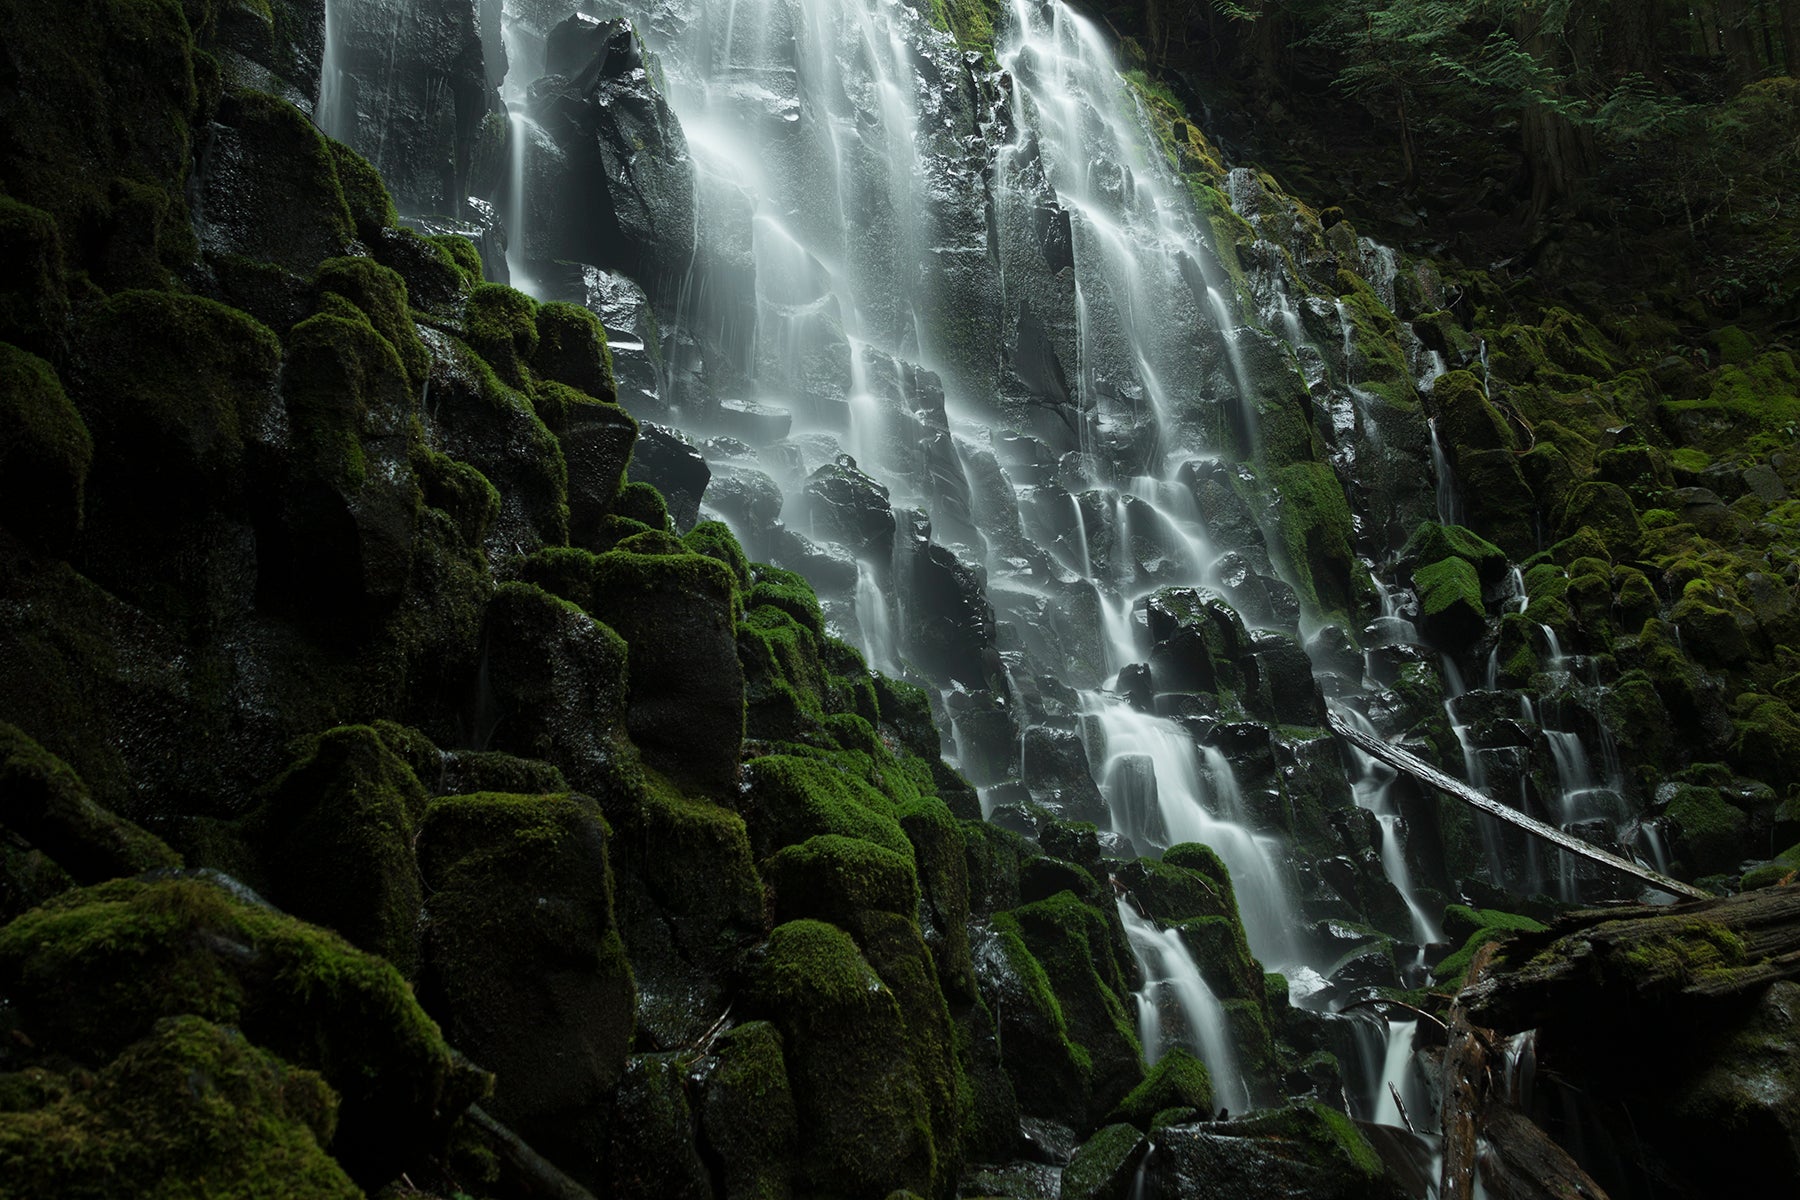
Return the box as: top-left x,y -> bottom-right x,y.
1466,883 -> 1800,1030
1326,711 -> 1709,901
1441,942 -> 1499,1200
1442,944 -> 1613,1200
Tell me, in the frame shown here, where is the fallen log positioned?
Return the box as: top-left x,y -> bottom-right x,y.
1441,943 -> 1613,1200
1326,711 -> 1708,901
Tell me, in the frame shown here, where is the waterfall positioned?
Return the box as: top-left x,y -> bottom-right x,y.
1429,417 -> 1463,526
316,0 -> 347,140
854,559 -> 896,675
1117,898 -> 1250,1116
1336,704 -> 1444,946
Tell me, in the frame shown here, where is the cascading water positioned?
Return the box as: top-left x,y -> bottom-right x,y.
316,0 -> 348,140
1117,897 -> 1251,1115
577,0 -> 1469,1140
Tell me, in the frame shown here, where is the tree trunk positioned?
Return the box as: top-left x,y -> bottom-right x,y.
1782,0 -> 1800,72
1606,0 -> 1666,82
1698,1 -> 1725,54
1718,0 -> 1763,81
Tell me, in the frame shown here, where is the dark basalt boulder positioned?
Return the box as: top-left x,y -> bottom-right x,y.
1140,1104 -> 1406,1200
527,16 -> 696,290
418,790 -> 637,1180
630,421 -> 710,531
801,455 -> 896,566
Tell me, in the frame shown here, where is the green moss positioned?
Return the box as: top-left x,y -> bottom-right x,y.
766,833 -> 919,925
683,520 -> 752,588
1662,351 -> 1800,456
610,764 -> 763,943
416,791 -> 636,1145
1060,1123 -> 1146,1200
313,255 -> 428,389
73,289 -> 281,489
702,1020 -> 799,1200
0,197 -> 71,356
749,564 -> 826,635
0,877 -> 475,1184
1108,1048 -> 1212,1129
531,301 -> 614,402
280,310 -> 408,490
1665,785 -> 1748,875
743,753 -> 910,859
464,283 -> 540,388
0,721 -> 178,887
0,1015 -> 358,1198
1335,270 -> 1416,399
326,138 -> 396,240
0,342 -> 91,552
750,919 -> 935,1198
614,479 -> 671,531
1269,461 -> 1355,619
0,0 -> 204,287
429,234 -> 484,287
1740,841 -> 1800,890
1402,521 -> 1505,581
926,0 -> 1000,58
210,90 -> 356,273
418,450 -> 500,548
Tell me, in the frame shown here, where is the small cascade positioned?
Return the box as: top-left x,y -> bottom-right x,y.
854,559 -> 896,675
1083,695 -> 1300,970
1429,417 -> 1463,527
1336,705 -> 1444,946
316,0 -> 348,140
1117,898 -> 1251,1115
1370,1018 -> 1435,1132
504,108 -> 542,297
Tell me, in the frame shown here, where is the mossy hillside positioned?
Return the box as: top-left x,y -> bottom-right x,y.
0,342 -> 92,553
0,877 -> 476,1185
0,1015 -> 359,1199
416,790 -> 636,1168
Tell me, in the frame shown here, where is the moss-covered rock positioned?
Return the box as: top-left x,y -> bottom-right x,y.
1558,480 -> 1643,555
750,919 -> 936,1200
313,255 -> 428,389
0,720 -> 177,888
591,544 -> 744,792
464,282 -> 539,389
1108,1047 -> 1213,1129
532,380 -> 637,546
478,581 -> 629,793
1061,1122 -> 1147,1200
766,833 -> 919,927
1665,785 -> 1749,876
238,724 -> 427,974
417,790 -> 635,1175
0,343 -> 90,554
0,1015 -> 358,1198
531,300 -> 614,402
1149,1102 -> 1398,1199
0,197 -> 70,358
0,877 -> 477,1185
1412,555 -> 1486,650
700,1020 -> 800,1200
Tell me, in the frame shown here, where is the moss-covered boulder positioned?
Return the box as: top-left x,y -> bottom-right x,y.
1413,555 -> 1486,650
238,725 -> 427,975
766,833 -> 919,927
1400,521 -> 1506,586
531,300 -> 615,401
1146,1102 -> 1402,1199
0,1015 -> 359,1198
0,197 -> 70,357
1665,784 -> 1750,875
418,790 -> 636,1179
197,90 -> 356,275
0,721 -> 177,889
591,544 -> 744,793
533,380 -> 638,547
699,1020 -> 800,1200
750,920 -> 936,1200
465,282 -> 539,389
1558,481 -> 1642,555
478,581 -> 629,793
0,877 -> 478,1185
1062,1122 -> 1148,1200
992,892 -> 1143,1128
0,343 -> 91,553
1108,1047 -> 1214,1129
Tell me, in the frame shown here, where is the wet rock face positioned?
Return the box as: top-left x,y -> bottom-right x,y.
527,16 -> 696,292
323,0 -> 488,217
